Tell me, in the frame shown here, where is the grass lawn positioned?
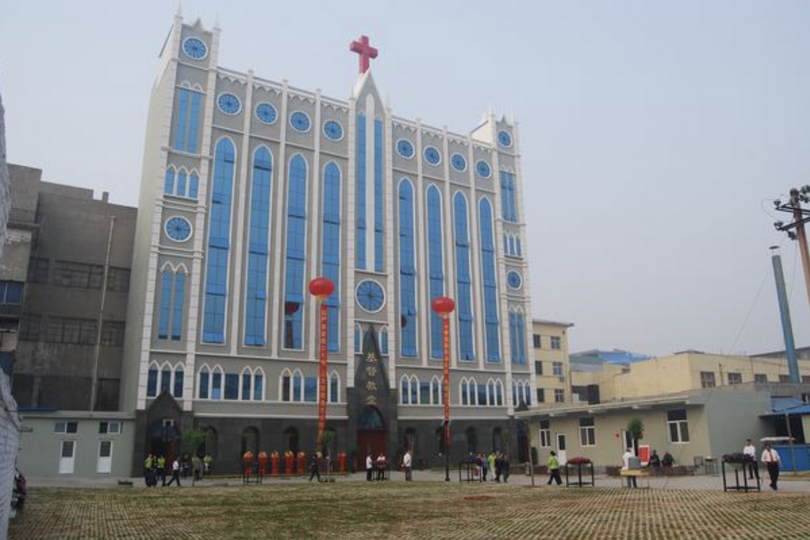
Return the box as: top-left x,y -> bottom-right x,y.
9,481 -> 810,540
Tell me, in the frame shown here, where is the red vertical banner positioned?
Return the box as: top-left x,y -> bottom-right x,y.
318,302 -> 329,444
442,317 -> 450,445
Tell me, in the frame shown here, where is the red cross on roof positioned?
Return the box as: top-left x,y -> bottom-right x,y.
349,35 -> 378,74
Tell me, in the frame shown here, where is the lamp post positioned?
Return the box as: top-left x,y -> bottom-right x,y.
309,277 -> 335,446
431,296 -> 455,482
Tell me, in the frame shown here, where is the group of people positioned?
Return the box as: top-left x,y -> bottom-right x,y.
143,452 -> 214,487
744,438 -> 782,490
469,452 -> 511,482
365,452 -> 390,481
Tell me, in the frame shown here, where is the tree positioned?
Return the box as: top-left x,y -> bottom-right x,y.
181,427 -> 209,456
627,418 -> 644,453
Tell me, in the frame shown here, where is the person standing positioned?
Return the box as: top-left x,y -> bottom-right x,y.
622,447 -> 637,488
365,453 -> 373,481
743,438 -> 759,482
143,454 -> 154,487
547,451 -> 562,486
488,452 -> 496,481
308,451 -> 321,482
761,443 -> 781,490
376,453 -> 387,481
156,455 -> 167,487
502,454 -> 510,483
403,450 -> 413,481
166,457 -> 182,487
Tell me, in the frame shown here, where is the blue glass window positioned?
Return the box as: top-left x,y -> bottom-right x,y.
477,383 -> 487,406
479,198 -> 500,362
498,130 -> 513,148
509,236 -> 515,256
304,377 -> 317,402
212,371 -> 222,400
171,274 -> 185,340
475,160 -> 491,179
198,368 -> 209,399
166,217 -> 191,242
427,186 -> 444,359
224,373 -> 239,400
173,369 -> 183,398
189,173 -> 199,199
381,328 -> 389,355
160,369 -> 171,394
509,312 -> 526,365
396,139 -> 414,159
329,374 -> 339,403
245,147 -> 273,346
401,378 -> 410,405
450,153 -> 467,172
164,170 -> 175,195
177,171 -> 187,197
253,373 -> 263,401
203,139 -> 235,343
322,162 -> 341,352
500,171 -> 517,222
323,120 -> 343,141
516,237 -> 522,257
507,271 -> 522,290
183,37 -> 207,60
424,146 -> 441,166
217,93 -> 241,115
255,103 -> 277,125
355,113 -> 366,269
173,89 -> 203,152
290,111 -> 311,132
283,155 -> 307,350
517,312 -> 526,365
454,193 -> 475,361
158,272 -> 172,339
147,368 -> 158,397
354,325 -> 361,354
374,119 -> 384,272
357,280 -> 384,312
399,180 -> 417,357
293,373 -> 303,402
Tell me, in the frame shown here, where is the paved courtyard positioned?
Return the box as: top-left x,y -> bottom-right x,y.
9,477 -> 810,540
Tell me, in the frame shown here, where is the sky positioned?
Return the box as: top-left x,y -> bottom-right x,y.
1,0 -> 808,357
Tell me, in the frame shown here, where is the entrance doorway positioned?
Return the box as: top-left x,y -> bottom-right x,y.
59,440 -> 76,474
356,406 -> 386,469
97,440 -> 113,473
556,433 -> 567,466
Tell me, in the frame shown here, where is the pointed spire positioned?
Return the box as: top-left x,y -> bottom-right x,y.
176,1 -> 182,17
214,13 -> 221,29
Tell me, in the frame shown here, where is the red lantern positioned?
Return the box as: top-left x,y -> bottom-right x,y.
309,277 -> 335,301
431,296 -> 455,318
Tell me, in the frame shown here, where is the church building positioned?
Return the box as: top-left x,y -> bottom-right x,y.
120,14 -> 536,472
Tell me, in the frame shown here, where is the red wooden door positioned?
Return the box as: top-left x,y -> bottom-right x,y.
357,430 -> 387,469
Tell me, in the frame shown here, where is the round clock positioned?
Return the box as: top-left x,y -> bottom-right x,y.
165,216 -> 192,242
289,111 -> 311,133
182,37 -> 208,60
423,146 -> 442,166
323,120 -> 343,141
255,103 -> 278,125
498,130 -> 513,148
507,270 -> 522,290
217,93 -> 241,115
356,280 -> 385,313
396,139 -> 415,159
475,160 -> 492,179
450,153 -> 467,173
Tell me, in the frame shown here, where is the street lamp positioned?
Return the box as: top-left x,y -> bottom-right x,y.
431,296 -> 455,482
309,277 -> 335,446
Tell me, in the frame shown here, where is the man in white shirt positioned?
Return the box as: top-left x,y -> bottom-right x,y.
761,442 -> 781,490
365,454 -> 373,482
166,458 -> 181,487
622,448 -> 637,488
403,450 -> 413,481
742,438 -> 758,481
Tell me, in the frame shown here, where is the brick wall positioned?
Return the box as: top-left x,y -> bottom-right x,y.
0,372 -> 20,540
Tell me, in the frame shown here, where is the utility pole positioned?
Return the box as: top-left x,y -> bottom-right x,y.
89,215 -> 116,411
774,186 -> 810,325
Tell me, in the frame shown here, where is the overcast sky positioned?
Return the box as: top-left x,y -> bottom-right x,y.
1,0 -> 808,356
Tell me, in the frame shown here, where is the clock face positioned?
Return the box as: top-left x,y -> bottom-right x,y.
255,103 -> 277,125
165,217 -> 192,242
183,37 -> 207,60
356,280 -> 385,313
475,160 -> 492,179
289,111 -> 311,133
498,130 -> 513,148
507,271 -> 522,290
450,153 -> 467,173
323,120 -> 343,141
396,139 -> 414,159
217,93 -> 241,115
423,146 -> 442,166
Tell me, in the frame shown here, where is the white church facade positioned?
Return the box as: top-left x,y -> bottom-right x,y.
120,14 -> 537,471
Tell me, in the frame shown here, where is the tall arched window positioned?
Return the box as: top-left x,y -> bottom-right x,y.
400,376 -> 410,405
328,371 -> 340,404
509,308 -> 527,365
253,368 -> 265,401
322,162 -> 341,351
158,265 -> 187,341
374,119 -> 385,272
203,138 -> 235,343
399,179 -> 417,357
147,363 -> 159,397
355,112 -> 367,269
198,365 -> 210,399
431,376 -> 442,405
283,155 -> 307,350
500,170 -> 517,222
158,271 -> 172,339
453,193 -> 474,360
479,198 -> 500,362
427,186 -> 444,359
245,146 -> 273,346
241,367 -> 253,400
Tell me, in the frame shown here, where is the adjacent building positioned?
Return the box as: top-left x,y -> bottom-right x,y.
532,319 -> 573,407
120,16 -> 537,472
